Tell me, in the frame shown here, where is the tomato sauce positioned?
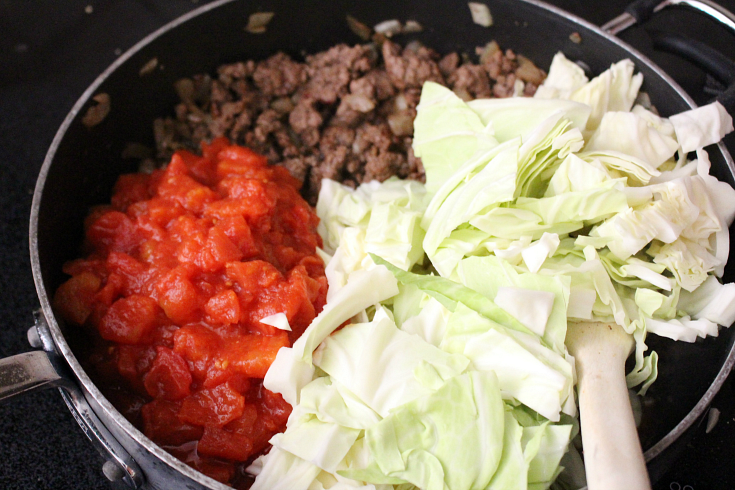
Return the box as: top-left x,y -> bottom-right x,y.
54,138 -> 328,486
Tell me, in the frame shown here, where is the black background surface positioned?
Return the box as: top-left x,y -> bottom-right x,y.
1,1 -> 735,489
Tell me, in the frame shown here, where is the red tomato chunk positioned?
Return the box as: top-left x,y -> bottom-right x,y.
54,138 -> 328,486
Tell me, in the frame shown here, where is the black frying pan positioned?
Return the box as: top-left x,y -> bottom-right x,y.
2,0 -> 734,488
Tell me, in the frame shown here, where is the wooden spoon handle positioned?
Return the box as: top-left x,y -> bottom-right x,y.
573,324 -> 651,490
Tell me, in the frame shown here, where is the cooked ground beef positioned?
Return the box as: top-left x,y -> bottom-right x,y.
153,39 -> 545,205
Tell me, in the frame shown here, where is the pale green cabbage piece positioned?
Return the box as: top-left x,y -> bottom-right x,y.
440,304 -> 573,421
456,255 -> 570,353
318,179 -> 429,291
422,139 -> 520,258
536,55 -> 643,133
298,377 -> 382,430
533,52 -> 588,100
413,82 -> 498,194
669,101 -> 734,153
467,97 -> 591,143
370,254 -> 535,337
292,265 -> 399,364
313,306 -> 470,417
343,371 -> 506,490
271,415 -> 361,473
250,447 -> 322,490
584,111 -> 679,169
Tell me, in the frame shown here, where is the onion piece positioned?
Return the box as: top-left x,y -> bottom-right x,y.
403,20 -> 424,33
341,94 -> 375,113
477,40 -> 500,66
246,12 -> 274,34
468,2 -> 493,27
374,19 -> 402,37
388,112 -> 414,137
139,57 -> 159,77
515,55 -> 546,85
81,93 -> 111,128
346,15 -> 372,40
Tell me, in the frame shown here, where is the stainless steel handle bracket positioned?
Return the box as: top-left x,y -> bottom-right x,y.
0,311 -> 146,489
603,0 -> 735,36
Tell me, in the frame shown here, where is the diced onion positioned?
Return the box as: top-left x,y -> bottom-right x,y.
346,15 -> 372,40
403,20 -> 424,33
246,12 -> 275,34
81,93 -> 111,128
468,2 -> 493,27
374,19 -> 402,37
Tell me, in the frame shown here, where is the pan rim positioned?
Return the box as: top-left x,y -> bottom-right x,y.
28,0 -> 735,486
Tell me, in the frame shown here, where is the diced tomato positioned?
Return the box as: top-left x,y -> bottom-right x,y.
117,344 -> 157,394
141,399 -> 203,446
188,459 -> 235,485
86,210 -> 142,255
106,252 -> 148,296
199,228 -> 244,272
99,294 -> 159,344
217,145 -> 268,168
143,346 -> 192,400
225,260 -> 283,293
117,345 -> 157,380
259,387 -> 292,428
219,331 -> 290,378
214,216 -> 259,259
112,173 -> 152,211
155,267 -> 200,324
95,272 -> 124,306
54,272 -> 101,325
157,155 -> 219,214
177,149 -> 217,186
201,136 -> 230,161
204,289 -> 240,325
173,324 -> 220,382
178,382 -> 245,427
197,425 -> 254,462
62,258 -> 107,278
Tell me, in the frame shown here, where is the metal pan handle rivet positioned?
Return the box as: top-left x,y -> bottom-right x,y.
27,326 -> 42,348
102,459 -> 127,482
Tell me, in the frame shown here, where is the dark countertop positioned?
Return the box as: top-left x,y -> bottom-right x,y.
1,1 -> 734,489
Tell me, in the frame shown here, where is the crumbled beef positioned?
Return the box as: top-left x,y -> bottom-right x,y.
289,98 -> 322,148
382,40 -> 444,90
350,69 -> 395,102
438,52 -> 460,79
493,73 -> 518,98
253,109 -> 283,144
483,48 -> 518,80
303,44 -> 374,104
449,64 -> 492,99
209,79 -> 233,106
252,52 -> 306,97
280,155 -> 316,183
153,40 -> 545,204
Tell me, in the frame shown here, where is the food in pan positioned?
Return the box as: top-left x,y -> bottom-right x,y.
54,34 -> 735,489
55,138 -> 328,485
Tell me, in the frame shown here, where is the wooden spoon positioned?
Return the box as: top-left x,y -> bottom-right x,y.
565,321 -> 651,490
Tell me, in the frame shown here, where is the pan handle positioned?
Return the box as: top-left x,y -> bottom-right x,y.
603,0 -> 735,114
0,311 -> 144,489
0,350 -> 69,401
602,0 -> 735,36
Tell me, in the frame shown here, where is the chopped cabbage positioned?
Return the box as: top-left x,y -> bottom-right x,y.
253,51 -> 735,490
